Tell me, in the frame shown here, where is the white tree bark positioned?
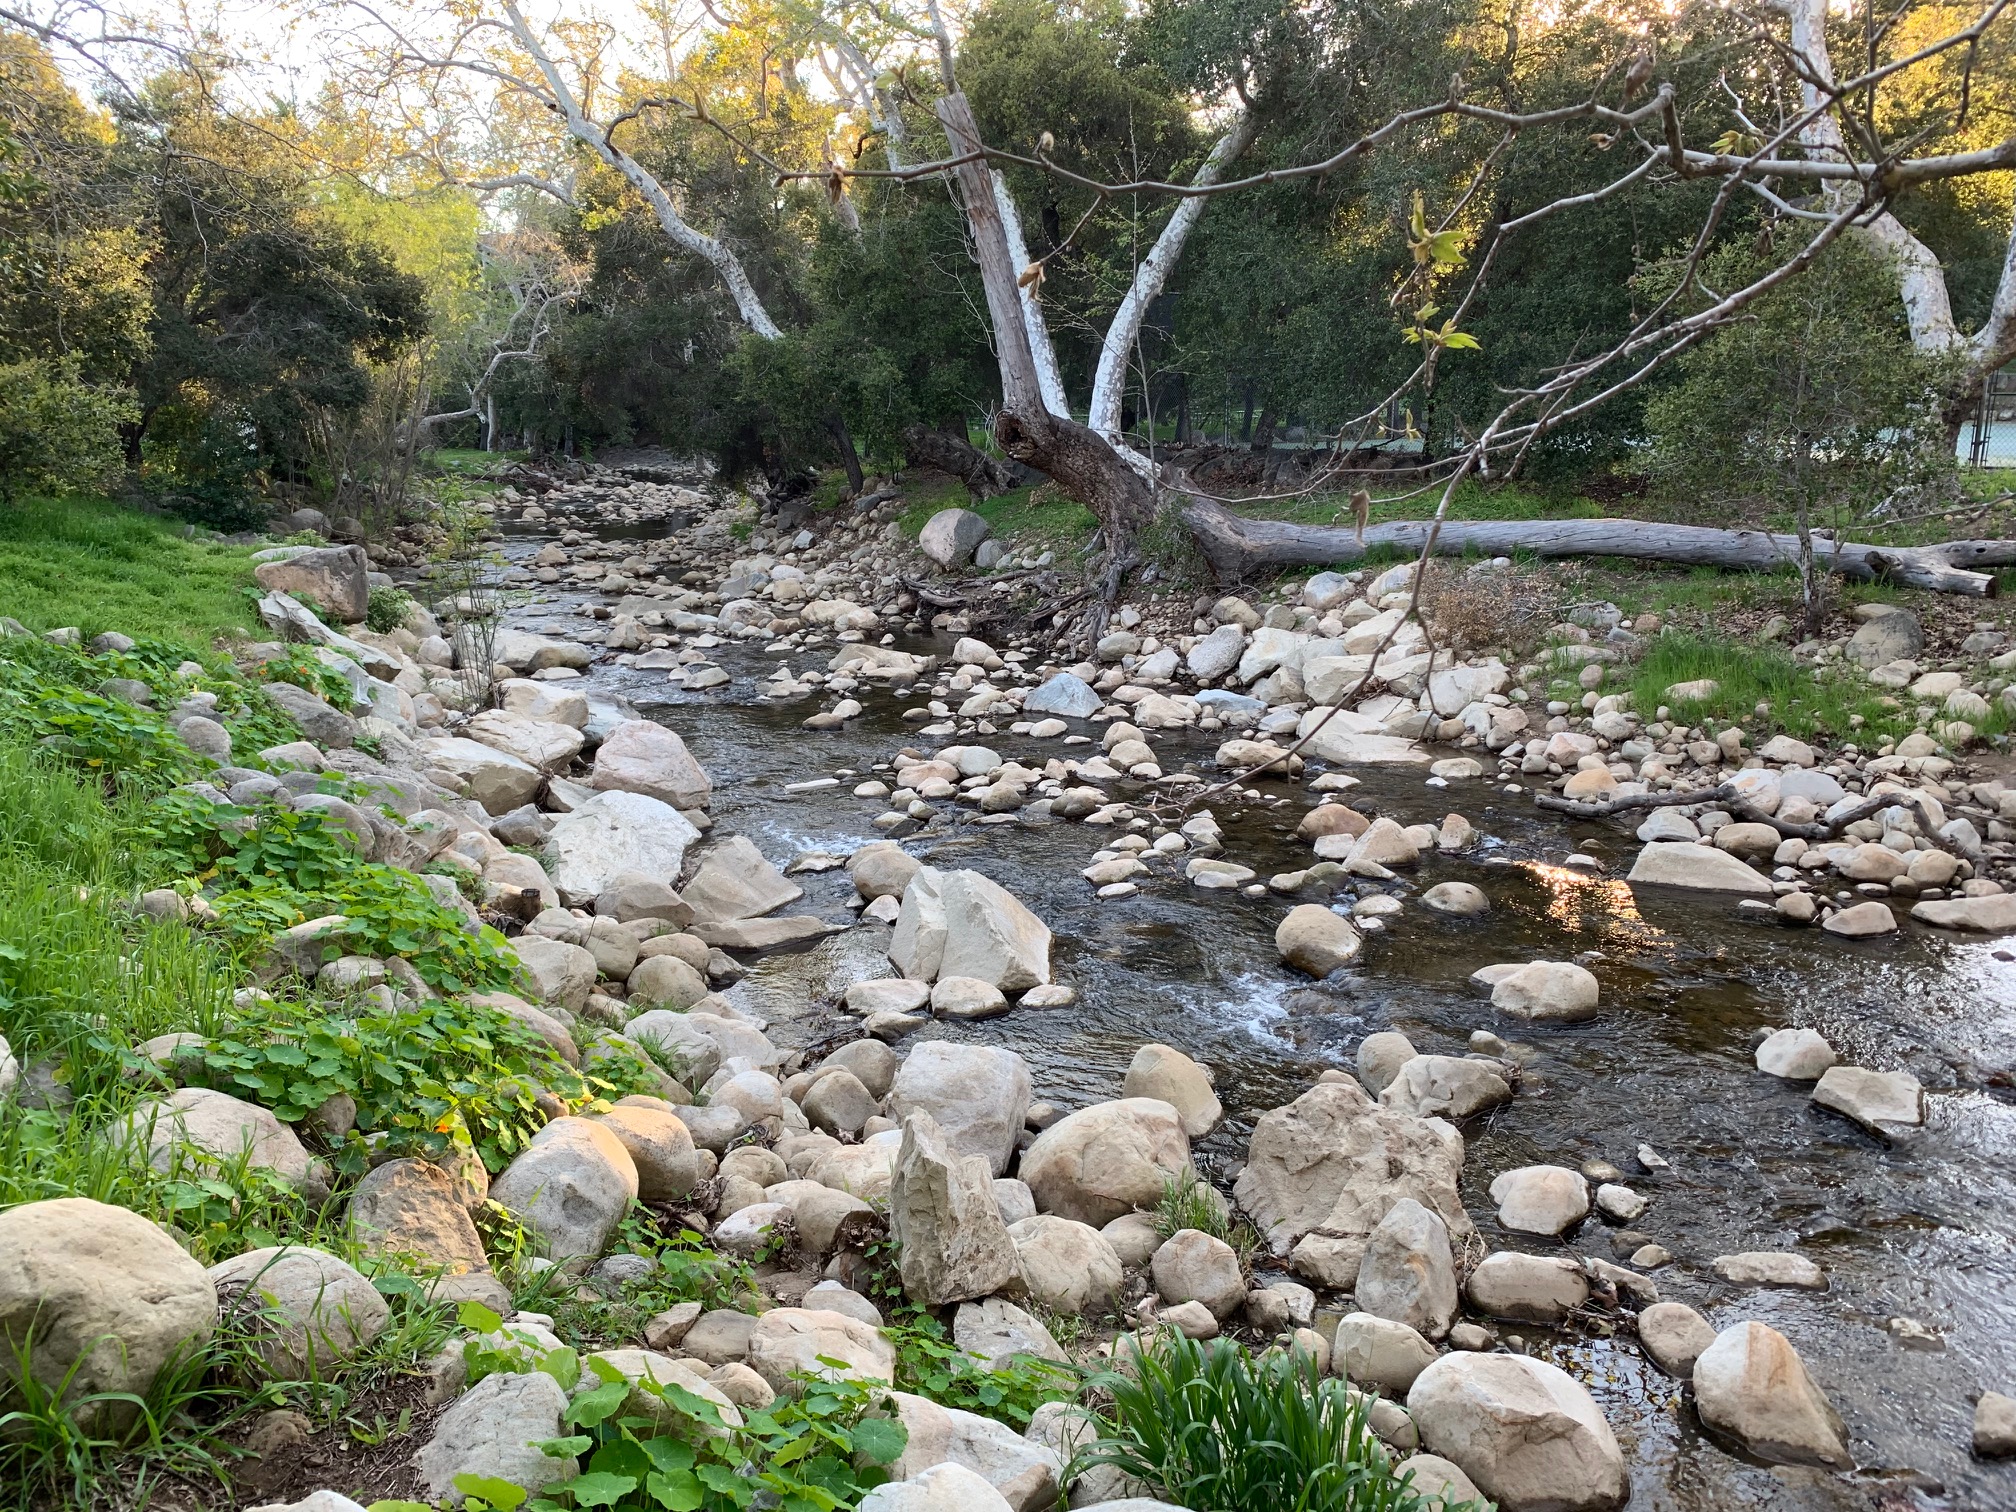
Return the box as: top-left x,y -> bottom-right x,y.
993,171 -> 1070,417
498,0 -> 782,340
1775,0 -> 1975,360
1088,111 -> 1258,446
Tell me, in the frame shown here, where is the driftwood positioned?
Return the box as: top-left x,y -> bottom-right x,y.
1179,497 -> 2016,595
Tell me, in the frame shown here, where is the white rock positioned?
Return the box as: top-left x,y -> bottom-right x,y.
1692,1321 -> 1850,1468
1407,1353 -> 1627,1512
544,791 -> 700,906
1755,1027 -> 1837,1080
1812,1065 -> 1925,1137
1488,1165 -> 1590,1236
1627,841 -> 1774,893
1489,961 -> 1599,1022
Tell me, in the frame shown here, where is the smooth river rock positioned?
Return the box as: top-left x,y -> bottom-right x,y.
1691,1321 -> 1851,1468
1407,1353 -> 1627,1511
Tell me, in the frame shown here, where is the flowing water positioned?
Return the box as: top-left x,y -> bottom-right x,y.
494,517 -> 2016,1512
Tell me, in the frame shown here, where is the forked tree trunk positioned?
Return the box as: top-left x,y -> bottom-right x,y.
1179,497 -> 2016,595
937,91 -> 1159,543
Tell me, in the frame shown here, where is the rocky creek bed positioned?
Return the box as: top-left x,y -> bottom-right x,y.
7,465 -> 2016,1512
480,488 -> 2016,1511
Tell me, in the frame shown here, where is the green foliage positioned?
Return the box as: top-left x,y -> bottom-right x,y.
511,1217 -> 759,1347
181,992 -> 567,1172
366,584 -> 418,633
142,790 -> 522,995
507,1352 -> 907,1512
1642,239 -> 1956,515
249,643 -> 357,708
1615,629 -> 1951,745
885,1316 -> 1076,1430
1076,1332 -> 1472,1511
0,356 -> 136,501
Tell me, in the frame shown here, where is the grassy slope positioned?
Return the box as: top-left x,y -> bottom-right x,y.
0,495 -> 264,647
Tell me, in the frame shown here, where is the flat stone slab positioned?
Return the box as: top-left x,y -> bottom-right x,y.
1812,1065 -> 1925,1138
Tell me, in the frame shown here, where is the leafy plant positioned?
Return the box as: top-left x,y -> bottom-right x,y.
884,1317 -> 1075,1430
1074,1332 -> 1474,1512
529,1354 -> 906,1511
0,355 -> 135,502
365,584 -> 417,634
248,644 -> 358,709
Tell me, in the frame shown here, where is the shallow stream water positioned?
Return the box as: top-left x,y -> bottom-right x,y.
494,517 -> 2016,1512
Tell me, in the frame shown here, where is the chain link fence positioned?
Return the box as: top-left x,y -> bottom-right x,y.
1964,370 -> 2016,467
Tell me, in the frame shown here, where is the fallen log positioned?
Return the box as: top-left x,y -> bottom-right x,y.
1178,497 -> 2016,595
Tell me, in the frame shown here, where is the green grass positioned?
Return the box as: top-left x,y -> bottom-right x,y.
0,495 -> 263,647
1600,630 -> 2005,744
423,447 -> 526,475
1075,1332 -> 1471,1512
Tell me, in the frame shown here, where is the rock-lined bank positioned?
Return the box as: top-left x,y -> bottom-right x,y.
1,467 -> 2013,1512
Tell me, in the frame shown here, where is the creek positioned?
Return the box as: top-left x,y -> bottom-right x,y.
495,513 -> 2016,1512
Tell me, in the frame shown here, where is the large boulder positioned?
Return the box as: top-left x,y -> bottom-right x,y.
850,843 -> 922,901
1692,1321 -> 1850,1468
952,1297 -> 1067,1368
1150,1229 -> 1245,1319
1022,673 -> 1102,719
886,1390 -> 1064,1511
492,629 -> 592,673
1019,1098 -> 1190,1227
1489,961 -> 1600,1022
1335,1312 -> 1438,1395
413,1369 -> 575,1505
919,509 -> 992,568
498,677 -> 590,728
123,1088 -> 323,1194
346,1158 -> 488,1278
253,546 -> 369,623
1008,1216 -> 1123,1314
890,867 -> 1051,990
464,710 -> 584,773
595,1102 -> 701,1202
209,1246 -> 390,1380
1379,1055 -> 1511,1120
1233,1080 -> 1470,1289
1464,1253 -> 1589,1323
888,1112 -> 1021,1307
0,1198 -> 218,1432
683,834 -> 802,923
1407,1353 -> 1628,1512
1355,1198 -> 1458,1338
591,720 -> 711,809
1812,1065 -> 1926,1139
509,935 -> 597,1013
544,790 -> 701,906
488,1117 -> 639,1259
623,1009 -> 721,1082
1626,842 -> 1774,894
887,1042 -> 1031,1178
419,736 -> 542,814
1275,905 -> 1362,976
1846,607 -> 1923,668
858,1464 -> 1012,1512
1122,1043 -> 1221,1137
746,1307 -> 896,1392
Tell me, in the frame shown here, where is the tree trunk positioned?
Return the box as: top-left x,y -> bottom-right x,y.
1178,497 -> 2016,595
828,412 -> 865,494
901,423 -> 1021,497
937,91 -> 1159,541
1250,406 -> 1276,455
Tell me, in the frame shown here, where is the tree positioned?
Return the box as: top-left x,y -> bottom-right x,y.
1645,239 -> 1956,632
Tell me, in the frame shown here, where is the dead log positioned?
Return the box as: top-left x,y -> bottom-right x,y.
1178,496 -> 2016,596
901,424 -> 1024,499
